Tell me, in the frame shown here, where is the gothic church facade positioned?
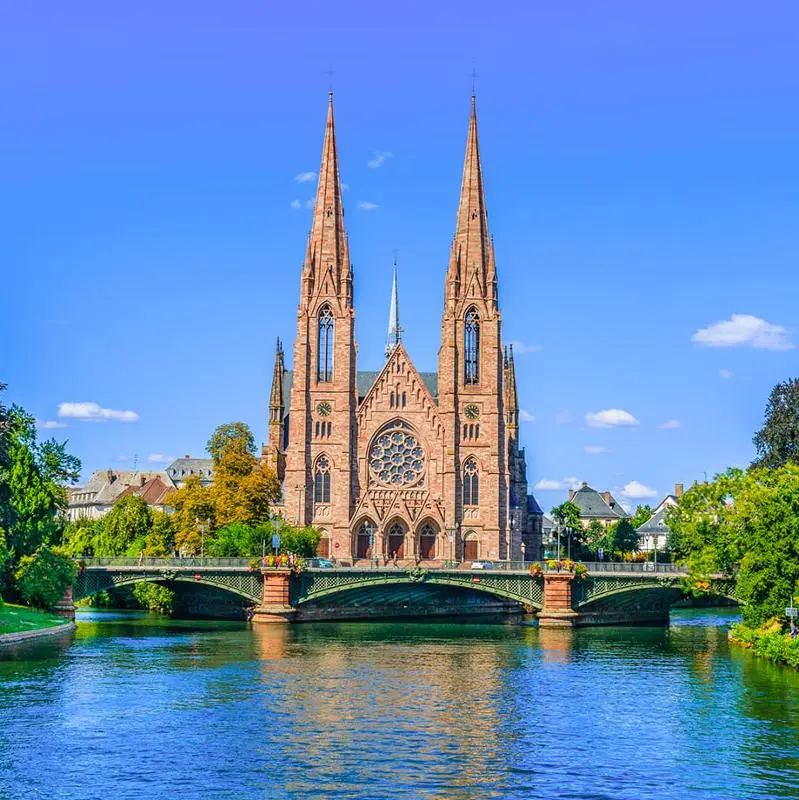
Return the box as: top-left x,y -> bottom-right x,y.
265,94 -> 536,564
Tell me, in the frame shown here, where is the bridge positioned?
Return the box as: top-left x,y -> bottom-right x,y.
69,558 -> 736,626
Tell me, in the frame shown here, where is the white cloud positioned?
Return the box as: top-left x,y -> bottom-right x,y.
535,477 -> 581,491
519,409 -> 535,423
294,171 -> 316,183
289,199 -> 301,209
58,402 -> 139,423
304,199 -> 315,209
584,445 -> 607,455
585,409 -> 639,428
657,419 -> 681,429
555,411 -> 571,425
367,151 -> 393,169
36,419 -> 67,429
147,453 -> 173,464
692,314 -> 793,351
508,340 -> 543,355
621,480 -> 658,500
719,369 -> 734,379
358,201 -> 379,210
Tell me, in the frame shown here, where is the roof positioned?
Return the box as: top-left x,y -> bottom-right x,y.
570,484 -> 628,520
282,369 -> 438,411
166,458 -> 214,481
527,494 -> 543,515
71,470 -> 172,505
636,504 -> 672,535
116,476 -> 173,507
542,514 -> 555,532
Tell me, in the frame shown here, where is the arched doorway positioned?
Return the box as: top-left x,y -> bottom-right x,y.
356,522 -> 375,559
418,522 -> 437,560
463,530 -> 479,562
316,534 -> 331,558
387,522 -> 406,559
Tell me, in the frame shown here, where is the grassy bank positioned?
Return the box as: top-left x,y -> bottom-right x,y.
0,603 -> 69,635
730,621 -> 799,668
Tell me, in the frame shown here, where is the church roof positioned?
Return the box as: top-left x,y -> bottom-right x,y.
281,370 -> 438,410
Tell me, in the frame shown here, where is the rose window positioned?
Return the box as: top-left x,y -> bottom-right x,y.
369,424 -> 424,487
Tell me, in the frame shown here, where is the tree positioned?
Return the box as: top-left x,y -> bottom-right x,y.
14,545 -> 77,609
144,512 -> 175,557
279,524 -> 322,557
207,422 -> 256,464
630,504 -> 653,530
585,519 -> 605,554
95,495 -> 152,556
550,501 -> 586,558
206,522 -> 269,557
753,378 -> 799,469
0,405 -> 80,597
610,519 -> 638,554
166,476 -> 215,555
62,518 -> 101,557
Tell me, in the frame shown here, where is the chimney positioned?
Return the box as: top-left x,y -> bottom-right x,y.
602,491 -> 612,506
184,454 -> 190,459
140,474 -> 147,486
675,483 -> 684,498
106,469 -> 114,484
568,489 -> 575,502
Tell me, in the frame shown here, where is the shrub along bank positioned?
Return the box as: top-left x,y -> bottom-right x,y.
730,620 -> 799,669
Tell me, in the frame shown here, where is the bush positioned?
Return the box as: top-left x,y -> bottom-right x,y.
730,621 -> 799,669
132,583 -> 175,615
14,545 -> 77,609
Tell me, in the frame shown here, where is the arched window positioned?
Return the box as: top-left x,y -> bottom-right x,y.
318,305 -> 334,382
463,458 -> 479,506
314,455 -> 331,503
464,308 -> 480,384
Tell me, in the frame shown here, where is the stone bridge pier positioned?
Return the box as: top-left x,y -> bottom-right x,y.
252,569 -> 296,623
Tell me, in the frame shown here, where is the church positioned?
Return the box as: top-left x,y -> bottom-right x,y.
264,93 -> 540,564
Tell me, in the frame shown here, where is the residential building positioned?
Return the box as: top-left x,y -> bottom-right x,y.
166,456 -> 214,488
67,470 -> 172,521
637,483 -> 684,552
568,482 -> 628,528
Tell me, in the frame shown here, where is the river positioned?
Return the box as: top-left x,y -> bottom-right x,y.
1,609 -> 798,799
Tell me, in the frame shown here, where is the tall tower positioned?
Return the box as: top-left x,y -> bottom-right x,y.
282,93 -> 358,543
438,96 -> 509,560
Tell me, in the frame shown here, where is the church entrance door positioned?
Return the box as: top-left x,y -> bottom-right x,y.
387,523 -> 405,559
463,539 -> 478,562
357,534 -> 371,559
316,537 -> 330,557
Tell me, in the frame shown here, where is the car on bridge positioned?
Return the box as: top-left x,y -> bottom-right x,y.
470,560 -> 494,570
306,558 -> 335,569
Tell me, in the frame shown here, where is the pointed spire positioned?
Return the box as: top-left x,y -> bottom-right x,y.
447,95 -> 495,306
302,93 -> 350,305
385,256 -> 401,358
505,342 -> 519,430
269,337 -> 285,425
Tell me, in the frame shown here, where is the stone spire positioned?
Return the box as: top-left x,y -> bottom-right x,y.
301,92 -> 351,306
446,95 -> 497,309
268,337 -> 285,426
385,257 -> 400,358
505,343 -> 519,432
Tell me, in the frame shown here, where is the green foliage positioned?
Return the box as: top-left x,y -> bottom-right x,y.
610,519 -> 639,555
278,525 -> 322,558
144,512 -> 175,556
670,465 -> 799,627
96,495 -> 152,556
585,519 -> 605,553
731,623 -> 799,669
630,504 -> 653,529
0,400 -> 80,598
752,378 -> 799,469
206,522 -> 269,557
132,583 -> 175,615
62,517 -> 101,557
207,422 -> 256,463
14,545 -> 77,609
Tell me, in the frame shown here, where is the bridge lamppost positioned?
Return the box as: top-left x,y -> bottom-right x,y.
365,521 -> 377,568
195,517 -> 210,565
446,525 -> 458,566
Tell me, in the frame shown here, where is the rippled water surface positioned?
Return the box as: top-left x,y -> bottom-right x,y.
2,609 -> 799,799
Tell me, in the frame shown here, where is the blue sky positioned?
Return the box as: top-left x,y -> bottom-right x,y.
2,1 -> 798,510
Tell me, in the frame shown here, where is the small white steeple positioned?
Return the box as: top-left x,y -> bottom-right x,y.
385,256 -> 401,358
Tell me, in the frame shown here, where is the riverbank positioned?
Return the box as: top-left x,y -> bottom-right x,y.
0,602 -> 74,646
729,621 -> 799,668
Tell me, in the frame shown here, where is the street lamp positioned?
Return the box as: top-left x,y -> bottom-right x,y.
195,517 -> 210,565
365,521 -> 377,568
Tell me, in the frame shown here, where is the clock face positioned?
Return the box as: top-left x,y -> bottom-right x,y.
317,401 -> 332,417
464,404 -> 480,420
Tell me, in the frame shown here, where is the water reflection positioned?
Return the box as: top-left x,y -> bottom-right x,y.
1,609 -> 798,799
